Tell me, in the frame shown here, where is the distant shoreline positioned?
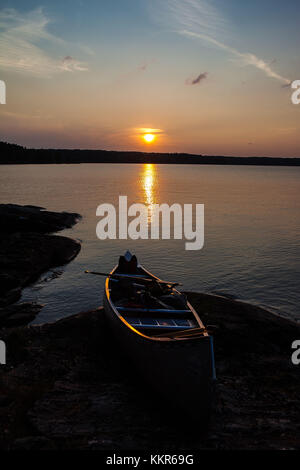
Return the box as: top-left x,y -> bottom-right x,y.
1,141 -> 300,166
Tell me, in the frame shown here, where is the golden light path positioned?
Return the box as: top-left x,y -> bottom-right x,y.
142,164 -> 157,222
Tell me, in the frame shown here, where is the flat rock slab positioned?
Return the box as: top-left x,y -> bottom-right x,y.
0,233 -> 81,314
0,233 -> 80,290
0,204 -> 81,234
0,303 -> 43,328
0,294 -> 299,450
0,205 -> 81,325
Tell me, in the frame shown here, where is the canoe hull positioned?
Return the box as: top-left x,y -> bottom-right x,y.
103,291 -> 215,421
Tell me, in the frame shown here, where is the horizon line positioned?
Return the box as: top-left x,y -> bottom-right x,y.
1,140 -> 299,160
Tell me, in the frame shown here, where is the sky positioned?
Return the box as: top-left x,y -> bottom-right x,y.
0,0 -> 300,156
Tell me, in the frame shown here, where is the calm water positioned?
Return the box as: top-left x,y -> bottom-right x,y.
0,164 -> 299,323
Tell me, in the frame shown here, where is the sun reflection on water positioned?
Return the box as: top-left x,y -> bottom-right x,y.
141,164 -> 157,222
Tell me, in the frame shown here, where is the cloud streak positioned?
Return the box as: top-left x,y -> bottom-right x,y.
182,29 -> 291,85
60,56 -> 88,72
138,63 -> 148,72
153,0 -> 291,85
0,7 -> 88,76
137,127 -> 164,135
186,72 -> 208,85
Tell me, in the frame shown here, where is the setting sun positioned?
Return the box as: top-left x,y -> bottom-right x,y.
143,133 -> 155,143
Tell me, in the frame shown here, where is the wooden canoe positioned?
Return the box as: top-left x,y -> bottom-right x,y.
103,254 -> 216,421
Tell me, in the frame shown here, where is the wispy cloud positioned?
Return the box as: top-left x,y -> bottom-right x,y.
186,72 -> 208,85
137,59 -> 157,73
183,29 -> 291,85
137,127 -> 164,135
162,0 -> 227,39
0,7 -> 88,76
138,63 -> 148,72
60,56 -> 88,72
152,0 -> 291,85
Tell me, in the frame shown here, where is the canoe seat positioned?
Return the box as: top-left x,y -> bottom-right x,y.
125,317 -> 197,330
117,307 -> 192,319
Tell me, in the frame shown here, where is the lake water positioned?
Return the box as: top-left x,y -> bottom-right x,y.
0,163 -> 299,324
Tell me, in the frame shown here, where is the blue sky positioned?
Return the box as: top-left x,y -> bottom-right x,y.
0,0 -> 299,155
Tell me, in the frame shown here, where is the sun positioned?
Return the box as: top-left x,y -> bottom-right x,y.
143,133 -> 155,143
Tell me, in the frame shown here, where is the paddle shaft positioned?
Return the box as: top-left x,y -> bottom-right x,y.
155,327 -> 207,339
85,270 -> 181,287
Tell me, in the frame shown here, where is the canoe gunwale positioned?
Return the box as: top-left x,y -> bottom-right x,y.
105,264 -> 210,343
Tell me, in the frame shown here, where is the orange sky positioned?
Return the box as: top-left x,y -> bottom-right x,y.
0,2 -> 299,156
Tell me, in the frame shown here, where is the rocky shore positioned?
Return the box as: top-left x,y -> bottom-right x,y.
0,293 -> 299,450
0,204 -> 81,327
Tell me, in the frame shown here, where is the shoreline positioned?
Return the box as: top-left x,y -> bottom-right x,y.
189,290 -> 298,325
1,142 -> 300,166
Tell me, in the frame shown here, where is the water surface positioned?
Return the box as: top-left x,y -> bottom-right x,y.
0,163 -> 299,323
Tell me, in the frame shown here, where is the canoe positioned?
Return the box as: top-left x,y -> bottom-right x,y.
103,252 -> 216,421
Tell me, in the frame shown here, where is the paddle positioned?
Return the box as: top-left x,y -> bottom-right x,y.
155,327 -> 206,339
84,270 -> 181,287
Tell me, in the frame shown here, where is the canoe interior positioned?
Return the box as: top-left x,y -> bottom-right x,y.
107,264 -> 205,339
